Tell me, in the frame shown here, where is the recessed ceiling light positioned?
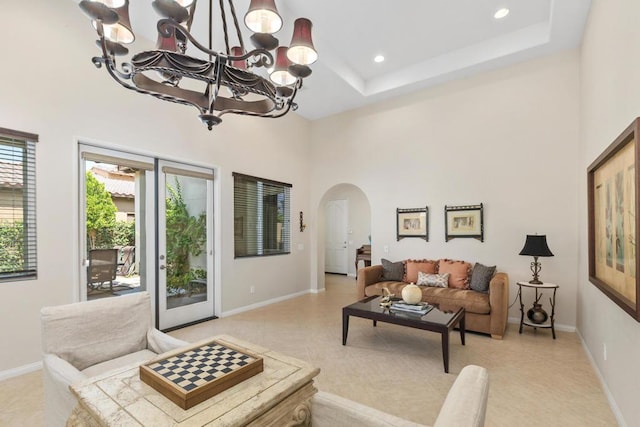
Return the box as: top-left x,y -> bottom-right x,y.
374,55 -> 385,63
494,8 -> 510,19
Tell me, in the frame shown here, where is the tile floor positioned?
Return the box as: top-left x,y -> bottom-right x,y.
0,274 -> 618,426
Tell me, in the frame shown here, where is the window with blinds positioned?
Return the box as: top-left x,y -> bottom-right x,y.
233,173 -> 291,258
0,128 -> 38,281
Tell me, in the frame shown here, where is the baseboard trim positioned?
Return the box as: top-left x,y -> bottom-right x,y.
576,330 -> 627,427
507,316 -> 576,333
310,287 -> 326,294
0,361 -> 42,381
221,289 -> 310,317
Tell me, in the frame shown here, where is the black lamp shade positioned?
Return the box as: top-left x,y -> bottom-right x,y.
519,235 -> 554,257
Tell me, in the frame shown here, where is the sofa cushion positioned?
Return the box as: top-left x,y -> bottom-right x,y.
438,259 -> 472,289
469,263 -> 496,293
417,272 -> 449,288
381,259 -> 405,281
403,259 -> 438,283
422,287 -> 491,315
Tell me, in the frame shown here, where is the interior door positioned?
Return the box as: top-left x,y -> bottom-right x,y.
325,199 -> 348,274
158,160 -> 215,330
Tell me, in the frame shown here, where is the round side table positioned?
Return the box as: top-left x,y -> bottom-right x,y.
516,281 -> 558,339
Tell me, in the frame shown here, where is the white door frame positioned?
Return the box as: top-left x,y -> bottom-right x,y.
157,160 -> 215,330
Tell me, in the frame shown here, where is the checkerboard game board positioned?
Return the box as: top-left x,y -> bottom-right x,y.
140,340 -> 264,409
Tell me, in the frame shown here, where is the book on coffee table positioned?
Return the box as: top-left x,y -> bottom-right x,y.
390,302 -> 433,315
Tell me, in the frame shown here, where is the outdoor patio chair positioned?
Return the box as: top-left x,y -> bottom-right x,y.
87,248 -> 118,293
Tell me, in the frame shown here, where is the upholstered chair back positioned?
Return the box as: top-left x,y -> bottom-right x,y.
41,292 -> 152,371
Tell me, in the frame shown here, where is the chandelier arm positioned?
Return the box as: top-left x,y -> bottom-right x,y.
228,49 -> 274,66
158,19 -> 223,60
93,25 -> 134,82
227,0 -> 245,52
217,80 -> 301,118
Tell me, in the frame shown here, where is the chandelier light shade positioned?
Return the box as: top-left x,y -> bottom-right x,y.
230,46 -> 247,70
287,18 -> 318,66
270,47 -> 296,86
88,2 -> 135,45
77,0 -> 317,130
244,0 -> 283,34
519,234 -> 554,284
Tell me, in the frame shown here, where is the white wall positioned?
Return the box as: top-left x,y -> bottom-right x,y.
309,51 -> 581,328
0,0 -> 311,372
579,0 -> 640,424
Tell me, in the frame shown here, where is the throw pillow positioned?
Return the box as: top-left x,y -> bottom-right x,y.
417,271 -> 450,287
403,259 -> 439,283
381,259 -> 404,281
438,259 -> 472,289
469,263 -> 496,293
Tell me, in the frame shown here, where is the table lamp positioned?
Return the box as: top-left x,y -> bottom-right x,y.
519,234 -> 554,284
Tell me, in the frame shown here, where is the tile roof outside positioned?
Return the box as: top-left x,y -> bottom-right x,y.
0,161 -> 23,188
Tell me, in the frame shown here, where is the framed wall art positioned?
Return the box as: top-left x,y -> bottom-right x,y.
397,207 -> 428,241
444,204 -> 484,242
588,117 -> 640,321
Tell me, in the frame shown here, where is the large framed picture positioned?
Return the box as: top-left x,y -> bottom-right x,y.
445,204 -> 484,242
588,118 -> 640,322
397,207 -> 428,241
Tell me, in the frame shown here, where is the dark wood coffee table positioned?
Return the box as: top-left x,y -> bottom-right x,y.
342,296 -> 465,373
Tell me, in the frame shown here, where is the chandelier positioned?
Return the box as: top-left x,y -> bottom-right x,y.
78,0 -> 318,130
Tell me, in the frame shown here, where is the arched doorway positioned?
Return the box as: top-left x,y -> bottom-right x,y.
315,184 -> 371,291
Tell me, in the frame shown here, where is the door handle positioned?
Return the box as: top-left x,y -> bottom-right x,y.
159,265 -> 166,270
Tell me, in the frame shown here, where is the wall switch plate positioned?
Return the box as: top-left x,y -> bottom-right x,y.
384,245 -> 389,253
298,243 -> 304,250
250,286 -> 255,294
603,343 -> 607,361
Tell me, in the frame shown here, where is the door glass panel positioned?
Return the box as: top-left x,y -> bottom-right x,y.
82,156 -> 150,301
164,172 -> 209,309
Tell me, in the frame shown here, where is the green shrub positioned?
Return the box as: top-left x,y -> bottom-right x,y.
0,221 -> 24,273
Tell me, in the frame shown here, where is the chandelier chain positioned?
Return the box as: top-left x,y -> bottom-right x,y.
227,0 -> 245,53
218,0 -> 231,56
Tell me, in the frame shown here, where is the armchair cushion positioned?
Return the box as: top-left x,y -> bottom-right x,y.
147,328 -> 189,354
81,349 -> 157,378
41,292 -> 152,371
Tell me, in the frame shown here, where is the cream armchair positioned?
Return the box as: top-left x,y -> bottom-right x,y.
312,365 -> 489,427
40,291 -> 188,427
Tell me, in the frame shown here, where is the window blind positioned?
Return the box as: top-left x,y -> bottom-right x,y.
233,172 -> 291,258
0,130 -> 37,281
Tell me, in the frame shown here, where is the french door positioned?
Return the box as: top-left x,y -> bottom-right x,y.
79,146 -> 215,329
157,160 -> 214,330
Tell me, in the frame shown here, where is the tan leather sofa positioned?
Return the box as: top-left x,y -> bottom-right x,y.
357,264 -> 509,339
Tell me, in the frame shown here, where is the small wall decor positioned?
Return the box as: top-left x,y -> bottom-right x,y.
588,117 -> 640,321
445,204 -> 484,242
299,211 -> 307,232
397,207 -> 428,241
